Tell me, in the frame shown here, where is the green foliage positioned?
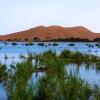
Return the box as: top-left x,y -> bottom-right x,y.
52,43 -> 58,46
68,43 -> 75,46
63,75 -> 92,100
25,42 -> 34,46
95,43 -> 100,47
59,49 -> 73,58
38,43 -> 44,46
5,59 -> 34,100
0,50 -> 100,100
0,64 -> 8,83
12,42 -> 17,46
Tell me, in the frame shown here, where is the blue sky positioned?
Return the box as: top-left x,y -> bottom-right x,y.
0,0 -> 100,34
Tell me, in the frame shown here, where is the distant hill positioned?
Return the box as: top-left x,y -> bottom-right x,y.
0,26 -> 100,42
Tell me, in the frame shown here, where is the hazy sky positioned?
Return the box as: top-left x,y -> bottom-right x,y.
0,0 -> 100,35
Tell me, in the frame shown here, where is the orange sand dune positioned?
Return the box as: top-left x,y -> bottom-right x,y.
0,26 -> 100,41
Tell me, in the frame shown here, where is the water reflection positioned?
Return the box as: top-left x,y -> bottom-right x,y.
0,42 -> 100,99
67,63 -> 100,85
0,84 -> 7,100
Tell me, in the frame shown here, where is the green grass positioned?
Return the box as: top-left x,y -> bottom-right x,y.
0,49 -> 100,100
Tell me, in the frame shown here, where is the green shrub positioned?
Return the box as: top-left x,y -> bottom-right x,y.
68,43 -> 75,46
38,43 -> 44,46
12,42 -> 17,45
52,43 -> 58,46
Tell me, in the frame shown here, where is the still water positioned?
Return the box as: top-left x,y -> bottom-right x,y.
0,42 -> 100,100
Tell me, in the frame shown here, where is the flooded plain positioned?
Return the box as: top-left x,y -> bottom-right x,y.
0,42 -> 100,100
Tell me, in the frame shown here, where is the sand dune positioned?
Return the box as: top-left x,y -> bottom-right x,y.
0,26 -> 100,41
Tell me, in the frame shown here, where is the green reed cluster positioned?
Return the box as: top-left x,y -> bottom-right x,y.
0,49 -> 100,100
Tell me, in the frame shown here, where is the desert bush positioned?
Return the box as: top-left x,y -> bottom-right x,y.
52,43 -> 58,46
38,43 -> 44,46
68,43 -> 75,46
12,42 -> 17,45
